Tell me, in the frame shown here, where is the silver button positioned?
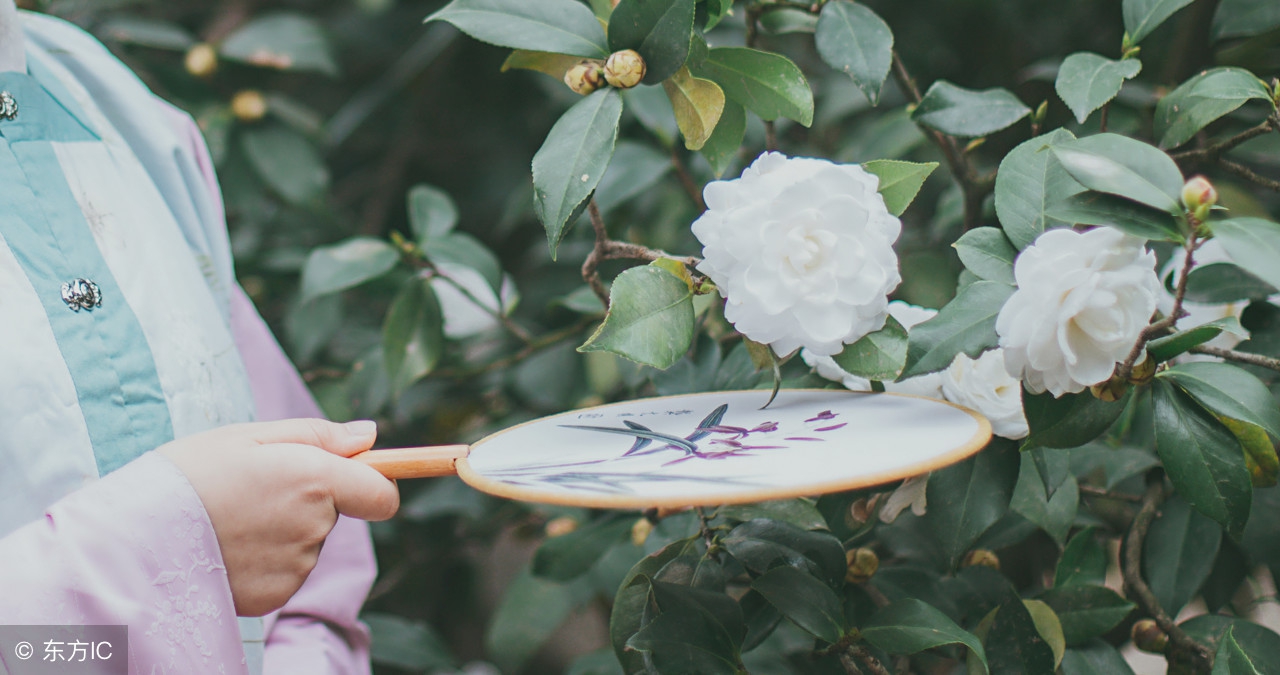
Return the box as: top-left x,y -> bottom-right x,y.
0,91 -> 15,120
61,278 -> 102,312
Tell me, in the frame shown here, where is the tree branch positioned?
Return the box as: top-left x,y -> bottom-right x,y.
1172,117 -> 1278,168
581,200 -> 701,307
1218,158 -> 1280,193
1191,345 -> 1280,372
841,646 -> 892,675
1122,470 -> 1215,672
890,51 -> 993,230
1117,237 -> 1197,380
671,146 -> 707,212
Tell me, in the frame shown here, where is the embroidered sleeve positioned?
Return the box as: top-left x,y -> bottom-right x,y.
0,451 -> 249,674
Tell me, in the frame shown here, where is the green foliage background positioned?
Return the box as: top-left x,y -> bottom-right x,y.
29,0 -> 1280,672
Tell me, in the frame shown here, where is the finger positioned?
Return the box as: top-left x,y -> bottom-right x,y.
319,453 -> 401,521
219,418 -> 378,457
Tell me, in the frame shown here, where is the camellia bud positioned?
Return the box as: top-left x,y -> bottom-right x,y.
845,548 -> 880,583
1128,352 -> 1156,386
184,43 -> 218,78
231,90 -> 268,122
630,517 -> 654,547
544,516 -> 579,538
564,60 -> 606,95
604,49 -> 647,89
961,549 -> 1001,571
1090,375 -> 1129,403
1131,618 -> 1169,653
1181,175 -> 1218,222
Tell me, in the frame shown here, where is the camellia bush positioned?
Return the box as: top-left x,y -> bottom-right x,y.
51,0 -> 1280,672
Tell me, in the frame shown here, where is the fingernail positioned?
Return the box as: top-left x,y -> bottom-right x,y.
344,419 -> 377,436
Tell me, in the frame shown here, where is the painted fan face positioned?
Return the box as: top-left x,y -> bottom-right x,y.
458,389 -> 991,509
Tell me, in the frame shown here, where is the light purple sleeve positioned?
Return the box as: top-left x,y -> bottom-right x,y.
229,286 -> 378,675
0,452 -> 250,675
164,97 -> 379,675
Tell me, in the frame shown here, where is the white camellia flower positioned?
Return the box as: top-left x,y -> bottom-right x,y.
693,151 -> 902,357
941,349 -> 1028,439
801,301 -> 943,399
997,227 -> 1161,397
804,301 -> 1028,440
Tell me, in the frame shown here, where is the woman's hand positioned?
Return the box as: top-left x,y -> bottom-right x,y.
158,419 -> 399,616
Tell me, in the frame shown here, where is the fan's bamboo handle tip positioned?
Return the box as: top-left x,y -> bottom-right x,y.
352,445 -> 469,479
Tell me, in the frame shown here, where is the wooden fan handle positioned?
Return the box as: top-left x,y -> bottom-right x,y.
351,445 -> 469,479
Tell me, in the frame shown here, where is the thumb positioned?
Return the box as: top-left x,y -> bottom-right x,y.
219,418 -> 378,458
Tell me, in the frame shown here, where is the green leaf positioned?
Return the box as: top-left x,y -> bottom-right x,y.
699,99 -> 746,178
815,0 -> 894,105
718,499 -> 828,532
1069,444 -> 1161,491
1210,218 -> 1280,292
382,278 -> 445,395
1040,585 -> 1135,647
1023,387 -> 1132,449
1143,493 -> 1224,617
532,89 -> 623,257
300,237 -> 400,302
698,47 -> 814,126
861,599 -> 988,671
425,232 -> 503,296
627,581 -> 744,674
1212,0 -> 1280,40
1060,640 -> 1136,675
994,129 -> 1082,250
1124,0 -> 1197,44
241,124 -> 329,205
832,315 -> 908,381
97,17 -> 195,51
533,514 -> 634,582
611,538 -> 698,671
407,184 -> 458,243
954,227 -> 1017,285
1153,380 -> 1252,537
1048,192 -> 1185,242
703,0 -> 735,30
663,66 -> 726,151
1182,616 -> 1280,673
487,569 -> 584,673
1219,417 -> 1280,488
1161,361 -> 1280,440
901,281 -> 1015,378
364,612 -> 456,671
1055,528 -> 1107,588
863,159 -> 939,216
579,265 -> 695,370
1184,263 -> 1278,304
1215,626 -> 1265,675
1054,52 -> 1143,124
751,566 -> 846,644
1050,133 -> 1184,213
1011,455 -> 1078,546
1148,316 -> 1248,362
985,599 -> 1058,675
759,8 -> 818,34
501,49 -> 584,80
220,13 -> 338,75
608,0 -> 695,84
925,441 -> 1020,568
1155,68 -> 1274,149
594,141 -> 672,213
910,81 -> 1031,138
720,518 -> 847,588
425,0 -> 609,58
